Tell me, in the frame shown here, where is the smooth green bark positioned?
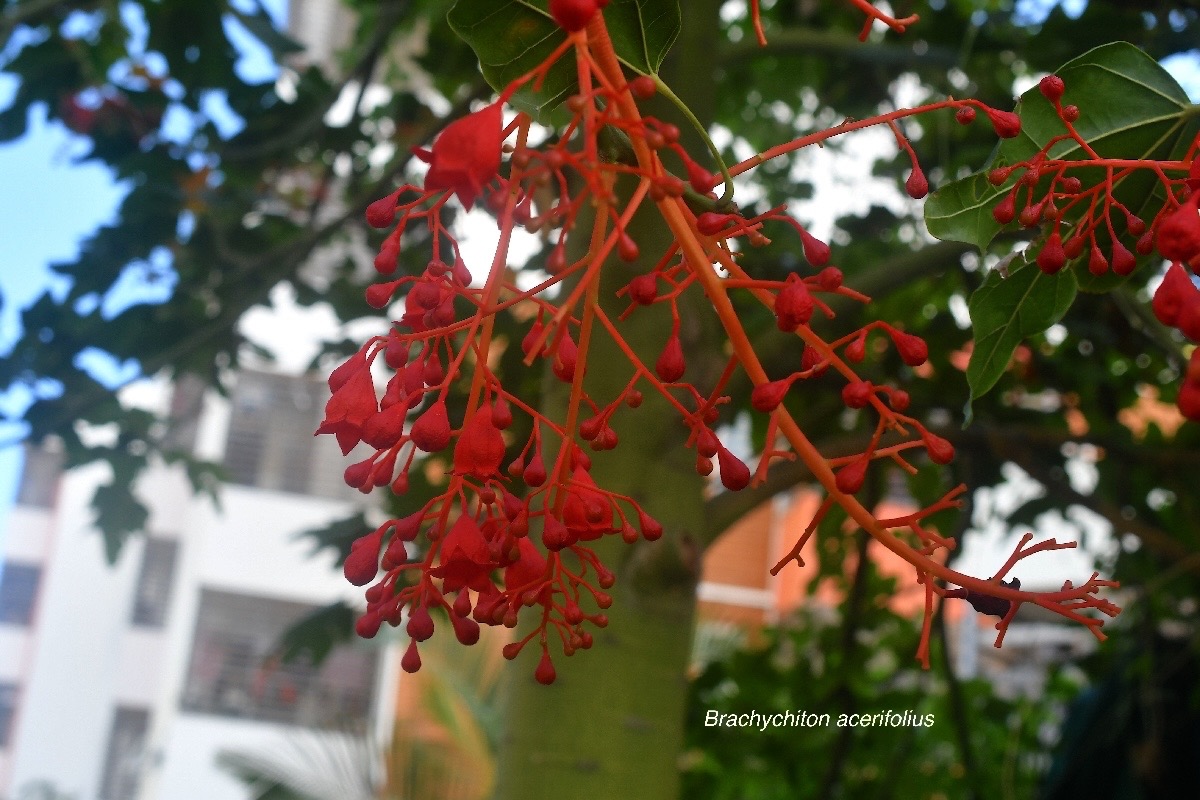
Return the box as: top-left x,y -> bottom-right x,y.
496,7 -> 723,797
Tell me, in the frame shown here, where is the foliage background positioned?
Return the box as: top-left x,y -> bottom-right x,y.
3,0 -> 1200,798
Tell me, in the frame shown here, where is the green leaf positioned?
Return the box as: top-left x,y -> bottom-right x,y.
926,41 -> 1200,277
91,482 -> 150,563
447,0 -> 680,117
923,170 -> 1004,252
274,601 -> 357,665
296,512 -> 370,563
964,258 -> 1078,422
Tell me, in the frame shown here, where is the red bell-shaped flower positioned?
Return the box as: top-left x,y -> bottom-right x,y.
430,515 -> 498,593
453,409 -> 506,477
414,102 -> 504,210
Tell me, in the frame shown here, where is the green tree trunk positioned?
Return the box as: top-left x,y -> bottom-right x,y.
496,5 -> 723,798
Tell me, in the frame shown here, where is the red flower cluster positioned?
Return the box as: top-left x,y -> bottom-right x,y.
323,7 -> 1121,683
980,73 -> 1200,420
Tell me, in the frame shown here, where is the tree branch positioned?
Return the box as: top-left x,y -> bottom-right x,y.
720,27 -> 959,70
703,421 -> 1200,565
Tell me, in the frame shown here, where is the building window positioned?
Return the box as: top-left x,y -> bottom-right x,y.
0,563 -> 41,626
223,371 -> 352,500
181,589 -> 376,728
0,683 -> 17,749
97,707 -> 150,800
131,539 -> 179,628
16,443 -> 63,509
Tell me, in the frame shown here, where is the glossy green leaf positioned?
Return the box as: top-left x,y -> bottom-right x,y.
922,170 -> 1003,253
926,41 -> 1199,277
964,258 -> 1078,422
447,0 -> 680,116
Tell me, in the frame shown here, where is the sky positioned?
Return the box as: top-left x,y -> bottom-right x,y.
0,0 -> 286,549
0,0 -> 1198,570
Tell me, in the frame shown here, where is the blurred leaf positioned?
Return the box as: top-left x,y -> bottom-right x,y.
275,601 -> 357,666
91,481 -> 149,563
296,512 -> 370,564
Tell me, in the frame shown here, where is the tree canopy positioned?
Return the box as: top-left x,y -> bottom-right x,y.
4,1 -> 1200,798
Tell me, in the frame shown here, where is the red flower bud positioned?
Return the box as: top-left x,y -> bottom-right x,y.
629,75 -> 656,99
686,162 -> 717,193
697,212 -> 732,236
366,279 -> 402,309
751,379 -> 790,413
357,612 -> 382,639
1088,244 -> 1108,276
842,380 -> 873,409
343,528 -> 383,586
629,273 -> 658,305
835,457 -> 868,494
845,335 -> 866,363
491,397 -> 513,429
407,605 -> 434,641
1111,240 -> 1136,276
988,166 -> 1012,186
1152,263 -> 1197,327
517,450 -> 544,489
992,192 -> 1017,224
716,445 -> 751,491
1036,232 -> 1066,274
401,640 -> 422,673
1156,198 -> 1200,263
522,320 -> 548,358
451,613 -> 480,645
817,266 -> 843,291
1178,381 -> 1200,421
638,509 -> 664,541
983,107 -> 1021,138
366,189 -> 401,228
410,400 -> 452,452
798,227 -> 831,266
891,330 -> 928,367
618,232 -> 639,262
656,331 -> 685,382
905,165 -> 929,199
1063,233 -> 1086,259
774,276 -> 814,331
361,402 -> 408,450
542,515 -> 571,551
955,106 -> 976,125
1178,297 -> 1200,341
535,649 -> 557,684
922,431 -> 955,465
550,0 -> 597,31
553,334 -> 578,382
1038,75 -> 1065,102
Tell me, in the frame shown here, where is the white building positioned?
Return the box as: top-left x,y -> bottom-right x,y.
0,371 -> 397,800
